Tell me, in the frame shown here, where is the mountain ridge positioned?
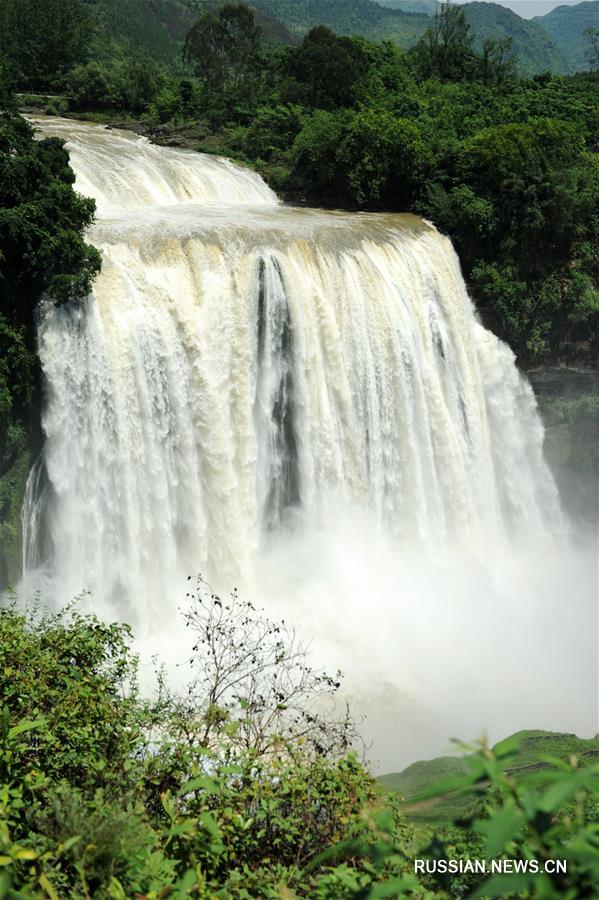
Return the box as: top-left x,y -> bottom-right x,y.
534,0 -> 599,71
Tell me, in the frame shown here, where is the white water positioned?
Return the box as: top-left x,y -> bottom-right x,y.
21,118 -> 596,769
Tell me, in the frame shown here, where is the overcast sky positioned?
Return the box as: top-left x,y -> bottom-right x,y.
452,0 -> 585,17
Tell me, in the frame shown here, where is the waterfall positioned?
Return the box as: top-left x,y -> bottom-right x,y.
21,118 -> 563,624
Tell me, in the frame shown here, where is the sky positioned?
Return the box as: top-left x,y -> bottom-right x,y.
452,0 -> 586,17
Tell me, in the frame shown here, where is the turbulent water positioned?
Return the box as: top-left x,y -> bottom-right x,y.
22,119 -> 595,768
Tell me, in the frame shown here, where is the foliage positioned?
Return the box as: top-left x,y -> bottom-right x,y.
0,594 -> 376,898
337,107 -> 431,207
252,0 -> 430,50
91,0 -> 197,70
1,597 -> 599,898
425,117 -> 599,358
412,3 -> 517,84
68,57 -> 166,113
0,0 -> 91,90
288,26 -> 369,108
378,729 -> 599,819
412,3 -> 479,82
184,3 -> 262,96
412,735 -> 599,898
252,0 -> 580,75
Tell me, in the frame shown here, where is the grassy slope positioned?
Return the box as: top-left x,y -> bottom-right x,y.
378,730 -> 599,820
534,1 -> 599,72
462,2 -> 570,74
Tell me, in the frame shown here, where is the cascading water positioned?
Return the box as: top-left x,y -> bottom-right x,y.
21,118 -> 595,768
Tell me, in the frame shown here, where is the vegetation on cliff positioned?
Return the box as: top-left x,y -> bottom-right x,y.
0,65 -> 100,585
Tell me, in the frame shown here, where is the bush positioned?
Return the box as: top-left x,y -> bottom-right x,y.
67,57 -> 164,113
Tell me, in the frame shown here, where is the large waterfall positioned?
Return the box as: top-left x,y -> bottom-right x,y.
23,119 -> 594,767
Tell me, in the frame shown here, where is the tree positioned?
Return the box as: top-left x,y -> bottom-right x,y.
183,3 -> 261,96
338,107 -> 432,207
0,604 -> 140,796
413,2 -> 475,81
290,26 -> 368,108
478,36 -> 516,85
430,119 -> 599,359
291,108 -> 354,202
157,576 -> 358,760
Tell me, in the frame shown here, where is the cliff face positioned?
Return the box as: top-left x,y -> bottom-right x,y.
529,368 -> 599,527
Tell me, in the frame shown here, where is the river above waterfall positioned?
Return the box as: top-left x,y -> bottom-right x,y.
21,117 -> 596,769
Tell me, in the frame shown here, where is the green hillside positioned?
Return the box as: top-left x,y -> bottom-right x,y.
376,0 -> 437,12
89,0 -> 195,66
378,730 -> 599,820
88,0 -> 298,69
253,0 -> 571,73
462,2 -> 570,74
88,0 -> 577,76
534,0 -> 599,72
252,0 -> 430,49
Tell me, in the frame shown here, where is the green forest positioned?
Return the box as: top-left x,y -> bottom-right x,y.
1,0 -> 598,897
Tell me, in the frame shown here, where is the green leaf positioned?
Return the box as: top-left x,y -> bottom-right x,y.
478,805 -> 525,856
168,820 -> 196,839
539,768 -> 598,813
39,873 -> 60,900
7,717 -> 46,740
176,869 -> 198,890
178,775 -> 220,796
58,836 -> 82,854
198,811 -> 222,840
492,734 -> 523,760
14,847 -> 37,860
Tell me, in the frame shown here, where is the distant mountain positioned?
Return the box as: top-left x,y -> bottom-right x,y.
533,1 -> 599,71
461,2 -> 570,74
